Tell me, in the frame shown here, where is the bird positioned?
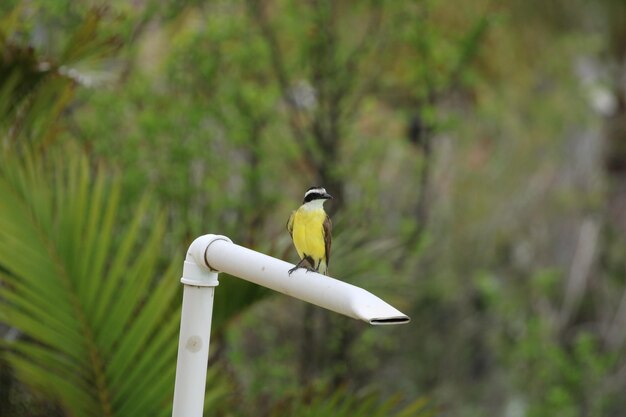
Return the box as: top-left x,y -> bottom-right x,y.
287,186 -> 333,276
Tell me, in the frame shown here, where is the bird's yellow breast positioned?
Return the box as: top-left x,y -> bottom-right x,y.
291,207 -> 327,261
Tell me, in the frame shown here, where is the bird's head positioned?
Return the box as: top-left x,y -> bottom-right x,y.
303,186 -> 333,204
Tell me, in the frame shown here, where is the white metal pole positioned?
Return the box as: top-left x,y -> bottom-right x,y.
203,236 -> 410,324
172,235 -> 225,417
172,234 -> 409,417
172,285 -> 216,417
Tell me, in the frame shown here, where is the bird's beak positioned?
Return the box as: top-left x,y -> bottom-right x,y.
324,193 -> 333,200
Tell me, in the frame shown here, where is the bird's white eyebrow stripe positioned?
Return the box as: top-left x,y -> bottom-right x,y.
305,188 -> 326,198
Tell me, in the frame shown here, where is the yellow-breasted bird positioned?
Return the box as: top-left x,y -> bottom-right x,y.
287,186 -> 333,275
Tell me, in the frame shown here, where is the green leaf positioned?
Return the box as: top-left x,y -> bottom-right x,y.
270,385 -> 433,417
0,149 -> 230,417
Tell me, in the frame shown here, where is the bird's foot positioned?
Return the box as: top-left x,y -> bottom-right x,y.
288,265 -> 317,276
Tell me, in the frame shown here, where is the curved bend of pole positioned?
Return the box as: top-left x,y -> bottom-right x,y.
185,234 -> 410,325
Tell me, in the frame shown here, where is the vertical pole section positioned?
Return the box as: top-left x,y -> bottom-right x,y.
173,235 -> 230,417
172,284 -> 216,417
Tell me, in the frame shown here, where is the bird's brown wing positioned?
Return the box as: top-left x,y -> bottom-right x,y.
287,211 -> 295,238
323,214 -> 332,267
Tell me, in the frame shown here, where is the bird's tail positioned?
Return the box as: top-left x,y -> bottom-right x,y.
318,259 -> 328,275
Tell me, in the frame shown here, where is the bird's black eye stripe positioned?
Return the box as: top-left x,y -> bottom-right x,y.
304,192 -> 323,203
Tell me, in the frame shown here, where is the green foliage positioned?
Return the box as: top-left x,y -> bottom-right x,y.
0,6 -> 121,149
3,0 -> 626,416
508,323 -> 617,417
0,150 -> 230,417
269,386 -> 433,417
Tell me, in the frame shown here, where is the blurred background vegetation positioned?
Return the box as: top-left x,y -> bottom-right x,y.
1,0 -> 626,416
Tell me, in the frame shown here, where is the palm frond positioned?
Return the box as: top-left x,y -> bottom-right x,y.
0,149 -> 229,417
269,385 -> 434,417
0,6 -> 122,149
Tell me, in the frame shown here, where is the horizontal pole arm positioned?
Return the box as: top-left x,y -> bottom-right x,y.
189,234 -> 409,325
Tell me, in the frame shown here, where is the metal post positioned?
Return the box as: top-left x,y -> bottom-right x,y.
172,234 -> 409,417
172,236 -> 227,417
172,284 -> 216,417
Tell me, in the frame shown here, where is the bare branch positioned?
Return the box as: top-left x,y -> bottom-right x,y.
244,0 -> 313,156
559,218 -> 599,329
